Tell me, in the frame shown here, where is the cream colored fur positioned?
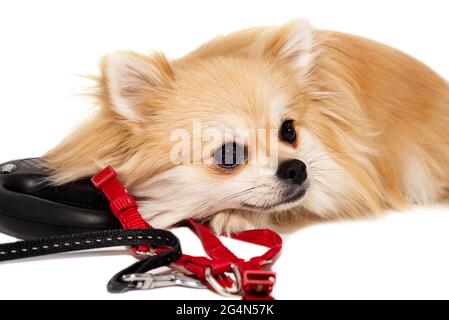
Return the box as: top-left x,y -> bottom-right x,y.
43,19 -> 449,234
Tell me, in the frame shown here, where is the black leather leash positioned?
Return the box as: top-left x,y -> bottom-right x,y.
0,228 -> 183,292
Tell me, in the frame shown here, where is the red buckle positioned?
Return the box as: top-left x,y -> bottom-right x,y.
91,166 -> 117,189
110,195 -> 137,214
242,270 -> 276,296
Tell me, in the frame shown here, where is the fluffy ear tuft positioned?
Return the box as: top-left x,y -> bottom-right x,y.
102,51 -> 173,121
258,19 -> 315,76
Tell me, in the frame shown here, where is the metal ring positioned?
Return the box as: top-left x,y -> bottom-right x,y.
134,248 -> 157,257
205,264 -> 242,297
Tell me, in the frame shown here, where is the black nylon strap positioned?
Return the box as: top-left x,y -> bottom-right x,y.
0,229 -> 180,262
0,228 -> 182,293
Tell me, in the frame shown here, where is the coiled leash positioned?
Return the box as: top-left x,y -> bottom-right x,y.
93,166 -> 282,300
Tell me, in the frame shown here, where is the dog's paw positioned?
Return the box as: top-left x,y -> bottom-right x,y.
210,210 -> 271,235
210,211 -> 256,235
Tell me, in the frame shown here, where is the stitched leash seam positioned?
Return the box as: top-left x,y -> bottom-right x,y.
0,236 -> 150,256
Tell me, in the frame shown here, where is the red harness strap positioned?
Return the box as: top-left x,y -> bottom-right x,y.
92,166 -> 282,300
182,220 -> 282,300
92,166 -> 150,230
92,166 -> 151,253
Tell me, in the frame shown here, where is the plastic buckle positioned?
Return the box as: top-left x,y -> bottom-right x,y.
91,166 -> 117,189
242,270 -> 276,296
110,195 -> 137,214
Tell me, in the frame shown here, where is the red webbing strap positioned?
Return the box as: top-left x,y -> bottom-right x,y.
233,229 -> 281,300
92,166 -> 282,300
232,229 -> 283,267
91,166 -> 151,252
189,219 -> 240,261
190,220 -> 282,262
187,219 -> 282,300
91,166 -> 151,230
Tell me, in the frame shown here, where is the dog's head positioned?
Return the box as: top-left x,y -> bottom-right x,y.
46,19 -> 378,232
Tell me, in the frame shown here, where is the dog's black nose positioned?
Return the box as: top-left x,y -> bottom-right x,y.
276,159 -> 307,185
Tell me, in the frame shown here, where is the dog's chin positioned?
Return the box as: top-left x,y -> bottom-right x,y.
241,184 -> 308,213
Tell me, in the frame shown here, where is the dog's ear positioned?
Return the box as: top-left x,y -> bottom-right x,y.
254,19 -> 315,77
102,51 -> 173,121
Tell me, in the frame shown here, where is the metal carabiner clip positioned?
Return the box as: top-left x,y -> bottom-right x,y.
121,270 -> 207,291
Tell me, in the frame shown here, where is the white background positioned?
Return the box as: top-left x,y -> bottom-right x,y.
0,0 -> 449,300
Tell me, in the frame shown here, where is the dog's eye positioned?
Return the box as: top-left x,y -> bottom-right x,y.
214,142 -> 245,169
280,120 -> 297,144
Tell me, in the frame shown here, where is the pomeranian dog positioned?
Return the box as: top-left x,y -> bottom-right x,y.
43,19 -> 449,234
